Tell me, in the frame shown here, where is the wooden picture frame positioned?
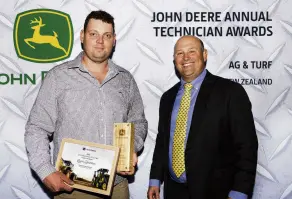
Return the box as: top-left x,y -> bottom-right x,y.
55,138 -> 120,196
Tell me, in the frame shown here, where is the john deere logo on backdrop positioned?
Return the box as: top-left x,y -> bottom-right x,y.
14,9 -> 73,63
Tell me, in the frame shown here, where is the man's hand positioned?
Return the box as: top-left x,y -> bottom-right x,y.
118,152 -> 138,175
147,186 -> 160,199
43,171 -> 74,192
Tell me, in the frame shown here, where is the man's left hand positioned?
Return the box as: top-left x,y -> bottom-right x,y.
117,152 -> 138,176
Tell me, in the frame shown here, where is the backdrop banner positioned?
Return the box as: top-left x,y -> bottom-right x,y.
0,0 -> 291,199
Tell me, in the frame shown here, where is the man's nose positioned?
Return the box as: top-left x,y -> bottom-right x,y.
183,53 -> 190,60
96,35 -> 104,44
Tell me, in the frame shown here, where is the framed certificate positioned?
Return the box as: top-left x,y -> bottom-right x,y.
55,138 -> 120,196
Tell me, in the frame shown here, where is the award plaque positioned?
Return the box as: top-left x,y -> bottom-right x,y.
55,138 -> 119,196
113,123 -> 134,173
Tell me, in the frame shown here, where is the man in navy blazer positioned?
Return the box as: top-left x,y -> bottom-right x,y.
147,35 -> 258,199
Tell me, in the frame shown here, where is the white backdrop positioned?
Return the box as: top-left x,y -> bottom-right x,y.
0,0 -> 292,198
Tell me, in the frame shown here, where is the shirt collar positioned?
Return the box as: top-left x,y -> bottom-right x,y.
67,51 -> 123,75
180,68 -> 207,90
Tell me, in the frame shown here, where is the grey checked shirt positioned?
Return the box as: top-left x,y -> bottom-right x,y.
24,52 -> 148,185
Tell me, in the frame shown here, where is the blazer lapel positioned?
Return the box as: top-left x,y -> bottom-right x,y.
186,71 -> 218,148
164,83 -> 180,144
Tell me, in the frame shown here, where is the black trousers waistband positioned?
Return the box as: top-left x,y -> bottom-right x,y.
164,174 -> 190,199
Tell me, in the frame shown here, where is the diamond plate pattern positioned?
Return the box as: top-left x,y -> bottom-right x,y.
254,118 -> 271,139
0,164 -> 10,181
269,133 -> 292,160
265,87 -> 290,117
1,97 -> 27,119
0,13 -> 13,29
280,183 -> 292,199
132,0 -> 153,18
257,163 -> 278,183
0,0 -> 292,198
116,18 -> 135,41
11,186 -> 33,199
136,39 -> 164,64
4,141 -> 28,162
216,47 -> 238,74
0,53 -> 22,74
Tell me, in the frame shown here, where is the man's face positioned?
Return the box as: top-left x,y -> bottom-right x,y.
174,36 -> 207,82
80,19 -> 115,63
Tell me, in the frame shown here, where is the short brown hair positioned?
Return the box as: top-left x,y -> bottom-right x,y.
83,10 -> 115,34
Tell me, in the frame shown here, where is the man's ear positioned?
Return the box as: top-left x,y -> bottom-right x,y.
80,29 -> 84,43
113,34 -> 116,47
173,60 -> 181,80
203,49 -> 208,62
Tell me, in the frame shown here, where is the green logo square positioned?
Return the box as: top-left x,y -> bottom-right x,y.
14,9 -> 74,63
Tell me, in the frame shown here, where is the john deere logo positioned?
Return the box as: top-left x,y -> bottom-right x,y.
14,9 -> 73,63
119,129 -> 125,136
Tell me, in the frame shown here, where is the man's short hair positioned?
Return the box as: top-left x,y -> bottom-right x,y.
83,10 -> 115,34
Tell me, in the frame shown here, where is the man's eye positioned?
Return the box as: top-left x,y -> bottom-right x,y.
105,34 -> 112,38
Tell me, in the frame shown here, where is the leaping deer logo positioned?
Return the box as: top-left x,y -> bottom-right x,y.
24,17 -> 67,54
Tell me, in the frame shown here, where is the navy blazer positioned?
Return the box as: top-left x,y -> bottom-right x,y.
150,71 -> 258,199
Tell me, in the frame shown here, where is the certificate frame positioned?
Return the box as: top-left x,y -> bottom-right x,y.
55,138 -> 120,196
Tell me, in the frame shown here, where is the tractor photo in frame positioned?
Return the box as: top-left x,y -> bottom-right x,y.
91,168 -> 110,190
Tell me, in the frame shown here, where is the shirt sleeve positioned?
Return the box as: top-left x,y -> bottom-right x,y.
149,179 -> 161,187
24,69 -> 58,181
228,190 -> 248,199
127,75 -> 148,153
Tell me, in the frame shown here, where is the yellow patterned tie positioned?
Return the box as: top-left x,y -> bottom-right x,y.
172,83 -> 193,178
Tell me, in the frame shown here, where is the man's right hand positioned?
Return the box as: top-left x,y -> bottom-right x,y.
147,186 -> 160,199
43,171 -> 74,192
